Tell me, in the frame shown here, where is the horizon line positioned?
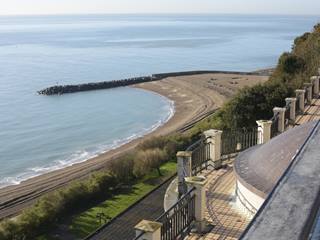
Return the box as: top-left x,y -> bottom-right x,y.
0,12 -> 319,17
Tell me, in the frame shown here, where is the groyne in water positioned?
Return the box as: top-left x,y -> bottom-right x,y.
37,70 -> 262,95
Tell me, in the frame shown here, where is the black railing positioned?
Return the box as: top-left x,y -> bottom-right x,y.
188,139 -> 211,175
296,96 -> 300,113
305,87 -> 308,104
270,113 -> 279,138
133,231 -> 145,240
156,187 -> 196,240
285,103 -> 291,127
221,127 -> 258,156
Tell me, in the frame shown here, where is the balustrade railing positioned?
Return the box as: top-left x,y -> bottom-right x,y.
305,87 -> 308,104
187,139 -> 211,175
221,127 -> 258,156
296,95 -> 300,113
133,231 -> 145,240
284,103 -> 291,127
156,187 -> 196,240
270,113 -> 279,138
133,187 -> 196,240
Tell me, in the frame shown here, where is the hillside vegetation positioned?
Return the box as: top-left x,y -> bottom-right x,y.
1,23 -> 320,240
191,23 -> 320,131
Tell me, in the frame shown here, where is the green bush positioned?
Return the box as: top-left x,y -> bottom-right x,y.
0,172 -> 117,239
108,153 -> 135,183
133,148 -> 168,177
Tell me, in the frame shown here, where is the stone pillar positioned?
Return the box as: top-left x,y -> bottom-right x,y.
256,120 -> 272,144
295,89 -> 305,112
311,76 -> 320,96
304,83 -> 313,103
203,129 -> 222,169
285,97 -> 297,122
185,176 -> 207,233
177,151 -> 192,196
273,107 -> 286,133
135,220 -> 162,240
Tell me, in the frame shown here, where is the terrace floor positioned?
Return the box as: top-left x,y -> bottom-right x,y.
188,163 -> 251,240
188,97 -> 320,240
295,98 -> 320,125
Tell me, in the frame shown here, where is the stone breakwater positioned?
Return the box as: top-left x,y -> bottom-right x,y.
38,70 -> 260,95
37,76 -> 154,95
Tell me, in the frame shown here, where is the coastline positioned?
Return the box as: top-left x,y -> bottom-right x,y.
0,72 -> 269,219
0,89 -> 176,189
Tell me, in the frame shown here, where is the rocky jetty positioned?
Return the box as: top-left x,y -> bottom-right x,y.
38,70 -> 258,95
38,76 -> 155,95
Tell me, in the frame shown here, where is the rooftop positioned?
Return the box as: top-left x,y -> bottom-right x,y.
241,120 -> 320,240
234,121 -> 316,198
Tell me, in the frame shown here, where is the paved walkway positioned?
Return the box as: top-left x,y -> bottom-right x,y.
295,98 -> 320,125
188,164 -> 250,240
86,177 -> 173,240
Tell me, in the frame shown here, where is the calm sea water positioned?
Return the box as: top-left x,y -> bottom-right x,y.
0,14 -> 319,188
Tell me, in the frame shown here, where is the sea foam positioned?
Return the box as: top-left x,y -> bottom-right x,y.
0,95 -> 174,189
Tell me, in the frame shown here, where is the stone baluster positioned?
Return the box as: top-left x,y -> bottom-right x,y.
304,83 -> 313,103
177,151 -> 192,196
203,129 -> 222,169
135,220 -> 162,240
185,176 -> 207,233
285,97 -> 297,122
273,107 -> 286,133
256,120 -> 272,144
295,89 -> 306,112
311,76 -> 320,97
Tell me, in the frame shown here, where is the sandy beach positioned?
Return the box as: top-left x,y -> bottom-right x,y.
0,72 -> 269,219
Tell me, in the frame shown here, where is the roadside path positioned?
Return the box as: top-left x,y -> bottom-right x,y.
85,178 -> 172,240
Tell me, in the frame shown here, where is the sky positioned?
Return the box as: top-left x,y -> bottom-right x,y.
0,0 -> 320,16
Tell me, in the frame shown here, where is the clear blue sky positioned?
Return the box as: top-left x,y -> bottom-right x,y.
1,0 -> 320,15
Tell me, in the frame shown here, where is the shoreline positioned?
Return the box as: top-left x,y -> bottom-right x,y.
0,71 -> 269,219
0,89 -> 176,189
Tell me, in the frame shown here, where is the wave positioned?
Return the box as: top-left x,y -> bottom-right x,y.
0,96 -> 175,189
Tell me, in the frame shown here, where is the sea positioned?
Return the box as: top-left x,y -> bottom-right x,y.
0,14 -> 319,188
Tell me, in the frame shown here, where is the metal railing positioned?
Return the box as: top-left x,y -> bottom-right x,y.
296,95 -> 300,113
270,113 -> 279,138
133,187 -> 196,240
133,231 -> 145,240
157,187 -> 196,240
187,139 -> 211,175
221,127 -> 258,156
285,102 -> 291,127
305,87 -> 308,104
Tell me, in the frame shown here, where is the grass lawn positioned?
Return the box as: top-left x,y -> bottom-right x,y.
69,161 -> 176,238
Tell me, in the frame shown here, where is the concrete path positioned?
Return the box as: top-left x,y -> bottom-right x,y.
295,98 -> 320,125
86,178 -> 172,240
187,164 -> 250,240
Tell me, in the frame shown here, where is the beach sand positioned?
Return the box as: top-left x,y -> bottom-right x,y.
0,72 -> 269,219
